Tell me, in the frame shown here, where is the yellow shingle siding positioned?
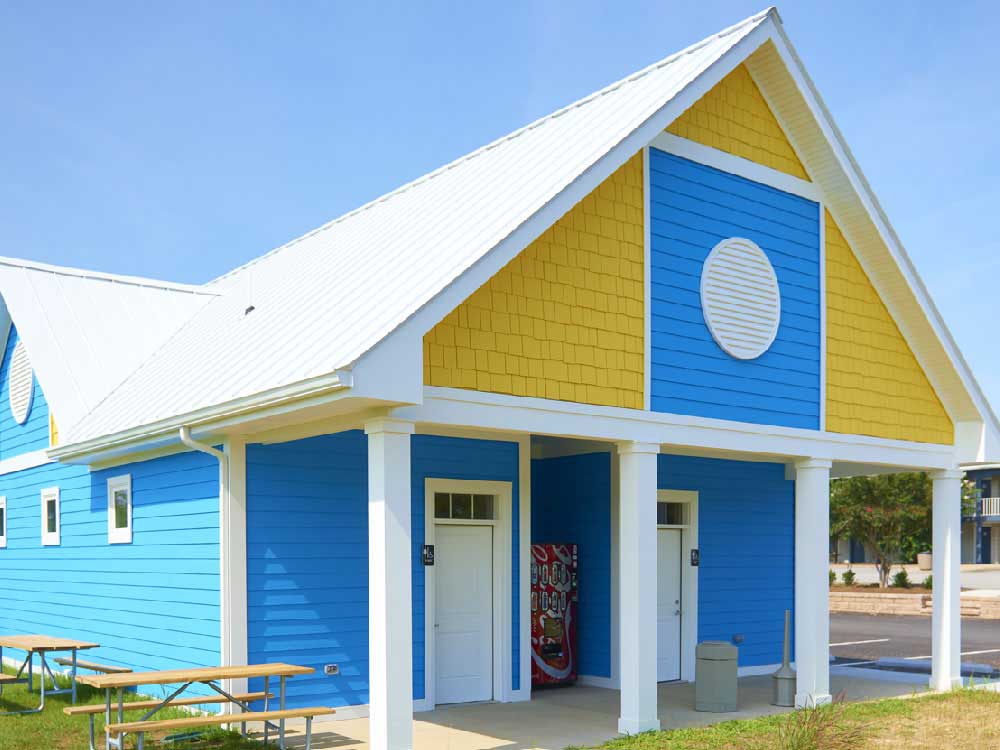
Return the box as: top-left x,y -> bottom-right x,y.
825,212 -> 953,444
423,153 -> 645,409
666,64 -> 810,181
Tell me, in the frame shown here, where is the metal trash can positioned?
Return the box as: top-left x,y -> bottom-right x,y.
695,641 -> 738,712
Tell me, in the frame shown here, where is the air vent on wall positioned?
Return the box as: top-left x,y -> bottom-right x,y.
8,341 -> 34,425
700,238 -> 781,360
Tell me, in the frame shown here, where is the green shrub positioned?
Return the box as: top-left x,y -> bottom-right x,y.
891,569 -> 911,589
829,569 -> 836,586
923,574 -> 933,590
841,570 -> 856,586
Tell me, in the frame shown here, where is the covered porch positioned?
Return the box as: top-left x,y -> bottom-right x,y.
281,673 -> 928,750
229,394 -> 966,750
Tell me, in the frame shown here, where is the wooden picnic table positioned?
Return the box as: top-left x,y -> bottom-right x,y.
0,634 -> 99,714
78,663 -> 315,750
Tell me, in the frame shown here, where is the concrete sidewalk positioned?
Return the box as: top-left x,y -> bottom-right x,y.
278,674 -> 926,749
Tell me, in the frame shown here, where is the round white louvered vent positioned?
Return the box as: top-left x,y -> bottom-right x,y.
8,340 -> 34,425
700,238 -> 781,360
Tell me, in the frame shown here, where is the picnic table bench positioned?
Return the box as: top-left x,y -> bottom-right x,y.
65,691 -> 273,750
0,634 -> 99,713
76,663 -> 333,750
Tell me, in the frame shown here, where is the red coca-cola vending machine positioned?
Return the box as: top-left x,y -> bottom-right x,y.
530,543 -> 578,686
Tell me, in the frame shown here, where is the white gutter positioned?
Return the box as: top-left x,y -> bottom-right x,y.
179,425 -> 238,700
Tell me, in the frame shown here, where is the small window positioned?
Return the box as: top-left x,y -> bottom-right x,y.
41,487 -> 60,546
657,501 -> 686,526
0,496 -> 7,548
107,475 -> 132,544
434,492 -> 496,521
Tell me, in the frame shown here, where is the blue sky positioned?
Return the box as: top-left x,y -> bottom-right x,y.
2,1 -> 999,410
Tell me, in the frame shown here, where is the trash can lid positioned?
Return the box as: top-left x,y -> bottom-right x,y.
696,641 -> 738,660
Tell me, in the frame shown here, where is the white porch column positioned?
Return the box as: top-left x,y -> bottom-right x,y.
794,458 -> 832,708
616,441 -> 660,735
366,418 -> 415,750
931,468 -> 963,691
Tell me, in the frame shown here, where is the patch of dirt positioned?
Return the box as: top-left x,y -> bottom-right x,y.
871,692 -> 1000,749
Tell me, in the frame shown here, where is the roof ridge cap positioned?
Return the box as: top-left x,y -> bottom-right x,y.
0,256 -> 218,296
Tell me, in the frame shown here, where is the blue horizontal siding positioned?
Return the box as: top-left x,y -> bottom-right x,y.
411,434 -> 521,697
246,431 -> 369,709
658,454 -> 794,667
0,327 -> 50,461
0,451 -> 220,697
649,149 -> 821,429
531,453 -> 612,679
246,431 -> 521,709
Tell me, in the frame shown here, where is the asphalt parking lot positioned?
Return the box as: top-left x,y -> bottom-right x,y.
831,612 -> 1000,668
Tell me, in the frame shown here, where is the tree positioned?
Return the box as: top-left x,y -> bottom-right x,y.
830,473 -> 931,588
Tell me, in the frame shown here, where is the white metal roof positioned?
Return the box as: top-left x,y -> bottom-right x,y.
58,9 -> 771,445
0,257 -> 215,432
6,5 -> 995,464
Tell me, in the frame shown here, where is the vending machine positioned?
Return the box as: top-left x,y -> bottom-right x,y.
530,543 -> 578,686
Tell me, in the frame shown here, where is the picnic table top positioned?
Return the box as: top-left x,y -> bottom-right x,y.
0,635 -> 99,652
76,662 -> 314,689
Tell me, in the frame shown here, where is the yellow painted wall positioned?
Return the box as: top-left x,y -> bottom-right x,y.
423,154 -> 645,408
825,212 -> 953,444
667,64 -> 810,181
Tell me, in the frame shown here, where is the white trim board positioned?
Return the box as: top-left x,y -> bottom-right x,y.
649,132 -> 822,202
402,387 -> 957,471
0,449 -> 52,476
420,478 -> 514,712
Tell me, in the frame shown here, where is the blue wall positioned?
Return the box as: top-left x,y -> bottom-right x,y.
411,434 -> 521,696
246,431 -> 521,709
532,453 -> 612,679
0,450 -> 221,695
246,432 -> 369,708
0,327 -> 51,461
658,454 -> 795,667
649,149 -> 821,429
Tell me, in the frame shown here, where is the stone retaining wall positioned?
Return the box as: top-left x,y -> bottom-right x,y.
830,591 -> 1000,618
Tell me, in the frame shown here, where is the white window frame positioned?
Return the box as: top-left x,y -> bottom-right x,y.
107,474 -> 133,544
0,495 -> 7,548
41,486 -> 60,546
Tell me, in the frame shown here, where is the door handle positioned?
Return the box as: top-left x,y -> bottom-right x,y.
674,610 -> 681,616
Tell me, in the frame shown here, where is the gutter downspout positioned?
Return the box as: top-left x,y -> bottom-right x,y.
179,426 -> 235,703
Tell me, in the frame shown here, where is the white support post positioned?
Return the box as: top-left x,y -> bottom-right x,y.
931,468 -> 963,692
221,438 -> 248,699
616,441 -> 660,735
794,458 -> 832,708
366,418 -> 415,750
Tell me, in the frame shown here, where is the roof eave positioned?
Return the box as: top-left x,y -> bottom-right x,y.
50,369 -> 355,464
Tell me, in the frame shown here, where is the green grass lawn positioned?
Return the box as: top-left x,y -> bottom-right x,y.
0,665 -> 263,749
574,688 -> 1000,750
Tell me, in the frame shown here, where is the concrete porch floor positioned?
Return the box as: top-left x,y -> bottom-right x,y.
280,674 -> 927,750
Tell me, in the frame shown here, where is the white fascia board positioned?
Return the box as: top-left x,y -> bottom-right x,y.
649,131 -> 822,202
395,387 -> 957,470
762,23 -> 1000,456
347,21 -> 779,392
51,371 -> 353,464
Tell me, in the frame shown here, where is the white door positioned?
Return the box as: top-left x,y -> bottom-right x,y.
657,528 -> 682,682
435,524 -> 493,704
